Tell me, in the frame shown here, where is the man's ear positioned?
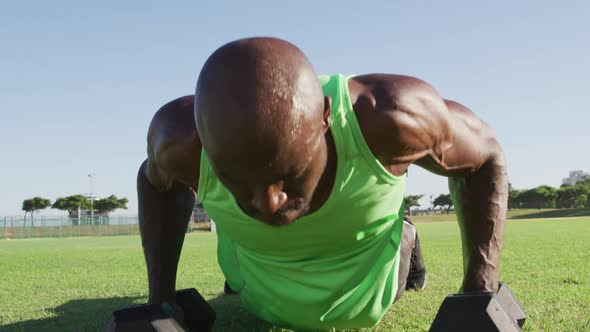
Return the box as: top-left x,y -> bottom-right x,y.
322,96 -> 332,133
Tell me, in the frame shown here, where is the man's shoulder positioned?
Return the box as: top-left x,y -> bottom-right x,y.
147,95 -> 201,190
348,73 -> 449,134
151,95 -> 195,126
350,74 -> 440,103
347,74 -> 451,174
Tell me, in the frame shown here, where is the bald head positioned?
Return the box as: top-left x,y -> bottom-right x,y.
194,37 -> 331,226
195,37 -> 325,166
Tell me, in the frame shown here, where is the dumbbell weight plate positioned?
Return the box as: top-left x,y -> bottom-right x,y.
497,282 -> 526,328
430,285 -> 524,332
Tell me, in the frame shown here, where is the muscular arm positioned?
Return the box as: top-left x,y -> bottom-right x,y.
352,74 -> 508,293
138,95 -> 201,303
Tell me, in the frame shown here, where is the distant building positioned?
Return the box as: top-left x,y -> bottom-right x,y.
562,170 -> 590,186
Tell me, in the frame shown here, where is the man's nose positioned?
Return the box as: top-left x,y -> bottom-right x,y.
252,183 -> 288,215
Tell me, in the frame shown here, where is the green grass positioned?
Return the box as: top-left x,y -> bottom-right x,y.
409,208 -> 590,223
1,218 -> 589,331
509,208 -> 590,219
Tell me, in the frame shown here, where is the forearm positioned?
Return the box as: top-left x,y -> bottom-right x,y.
137,162 -> 195,303
449,152 -> 508,293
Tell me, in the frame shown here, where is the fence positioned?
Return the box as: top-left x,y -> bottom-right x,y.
1,215 -> 211,240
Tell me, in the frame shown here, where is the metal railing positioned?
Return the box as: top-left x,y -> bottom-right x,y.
1,215 -> 211,240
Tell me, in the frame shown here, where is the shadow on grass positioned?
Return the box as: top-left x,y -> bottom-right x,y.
0,296 -> 141,332
208,294 -> 276,331
0,294 -> 275,332
511,208 -> 590,219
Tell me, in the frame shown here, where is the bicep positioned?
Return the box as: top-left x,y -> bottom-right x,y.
413,99 -> 501,177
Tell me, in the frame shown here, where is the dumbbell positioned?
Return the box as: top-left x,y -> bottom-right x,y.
430,282 -> 526,332
107,288 -> 216,332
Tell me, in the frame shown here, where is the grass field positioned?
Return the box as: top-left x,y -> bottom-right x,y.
408,207 -> 590,223
1,217 -> 589,331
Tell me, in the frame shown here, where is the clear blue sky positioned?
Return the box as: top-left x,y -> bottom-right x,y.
1,1 -> 588,216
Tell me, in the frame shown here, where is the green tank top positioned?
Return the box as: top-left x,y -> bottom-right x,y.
197,74 -> 407,330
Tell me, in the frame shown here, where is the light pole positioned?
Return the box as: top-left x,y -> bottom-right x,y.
86,173 -> 96,224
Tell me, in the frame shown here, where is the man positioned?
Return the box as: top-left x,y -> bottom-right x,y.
137,37 -> 507,330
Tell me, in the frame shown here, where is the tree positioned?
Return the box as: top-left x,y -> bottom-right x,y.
22,197 -> 51,226
94,195 -> 128,217
433,194 -> 453,213
519,185 -> 557,209
575,178 -> 590,188
508,189 -> 522,210
576,180 -> 590,208
556,186 -> 587,208
52,195 -> 92,220
574,194 -> 588,208
404,194 -> 423,215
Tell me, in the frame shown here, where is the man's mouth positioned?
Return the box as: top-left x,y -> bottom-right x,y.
262,202 -> 310,227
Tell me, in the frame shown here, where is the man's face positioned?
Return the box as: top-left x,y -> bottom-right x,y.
211,132 -> 327,226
